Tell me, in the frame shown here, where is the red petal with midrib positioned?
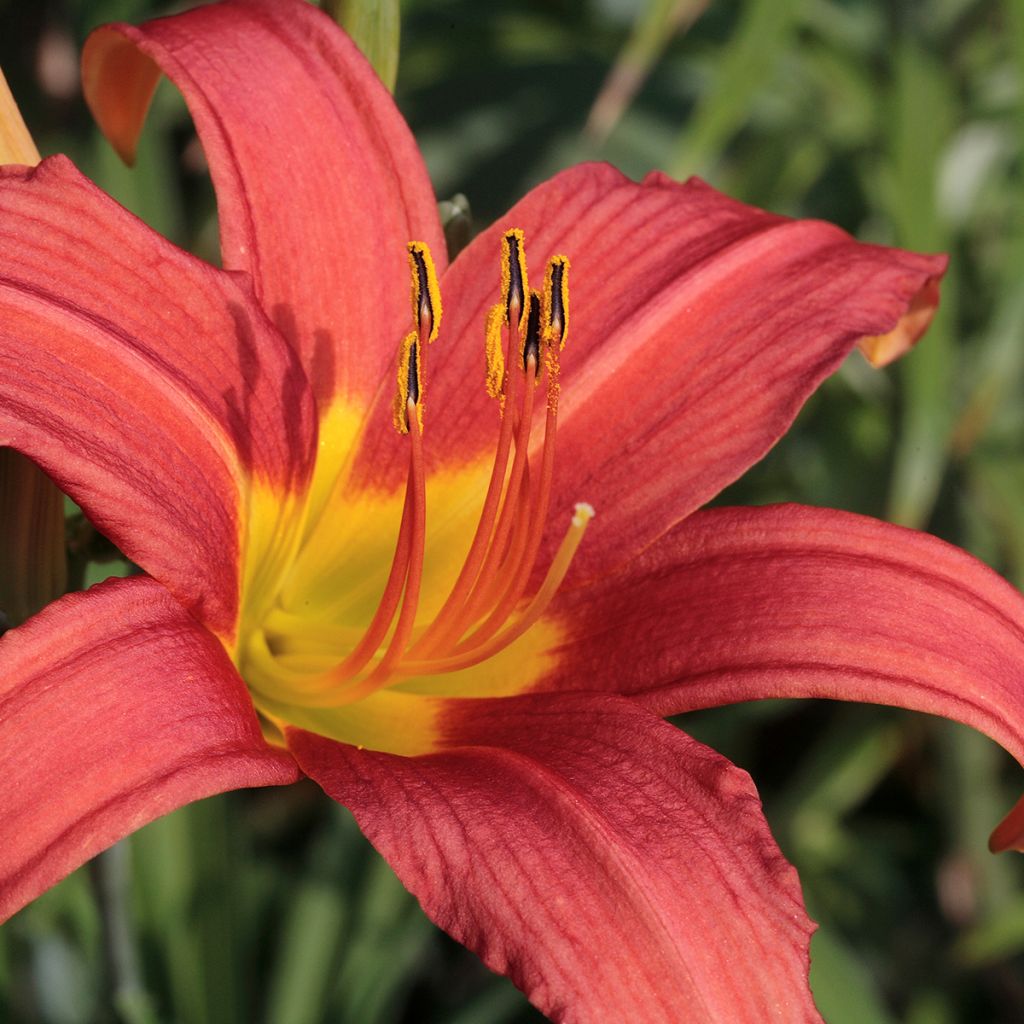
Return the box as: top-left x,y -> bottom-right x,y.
289,692 -> 821,1023
82,0 -> 446,415
0,156 -> 315,638
537,504 -> 1024,848
0,576 -> 299,923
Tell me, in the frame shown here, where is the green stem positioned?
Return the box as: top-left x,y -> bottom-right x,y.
89,843 -> 158,1024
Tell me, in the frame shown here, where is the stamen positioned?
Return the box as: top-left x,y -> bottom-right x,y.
454,388 -> 558,651
466,284 -> 565,632
415,350 -> 538,658
365,398 -> 427,683
295,241 -> 438,694
398,503 -> 595,676
409,247 -> 571,662
446,351 -> 538,637
410,258 -> 537,658
258,234 -> 591,712
293,403 -> 426,708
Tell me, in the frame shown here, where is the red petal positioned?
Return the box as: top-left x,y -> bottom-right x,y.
540,504 -> 1024,845
351,165 -> 945,582
289,693 -> 820,1023
0,156 -> 315,637
989,793 -> 1024,853
0,576 -> 298,922
82,0 -> 446,415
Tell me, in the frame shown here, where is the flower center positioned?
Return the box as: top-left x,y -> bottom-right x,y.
244,230 -> 592,721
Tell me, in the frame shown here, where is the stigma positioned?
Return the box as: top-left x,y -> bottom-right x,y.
261,231 -> 590,708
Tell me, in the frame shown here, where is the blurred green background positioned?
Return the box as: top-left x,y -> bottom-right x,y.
3,0 -> 1024,1020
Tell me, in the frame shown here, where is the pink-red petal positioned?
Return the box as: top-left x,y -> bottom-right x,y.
350,164 -> 945,585
289,692 -> 820,1023
540,504 -> 1024,846
82,0 -> 446,414
0,156 -> 315,637
0,576 -> 299,923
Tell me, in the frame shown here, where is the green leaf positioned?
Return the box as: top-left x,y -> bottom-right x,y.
264,812 -> 353,1024
668,0 -> 802,177
585,0 -> 709,145
810,924 -> 899,1024
321,0 -> 401,93
131,797 -> 243,1024
331,845 -> 433,1023
969,454 -> 1024,585
956,892 -> 1024,964
878,40 -> 957,528
936,721 -> 1019,917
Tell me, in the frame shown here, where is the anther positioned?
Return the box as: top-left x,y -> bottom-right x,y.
522,290 -> 542,371
501,229 -> 528,329
541,256 -> 570,413
407,241 -> 442,343
542,256 -> 570,349
393,331 -> 420,434
394,242 -> 442,434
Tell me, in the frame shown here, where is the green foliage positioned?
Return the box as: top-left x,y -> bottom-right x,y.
322,0 -> 401,92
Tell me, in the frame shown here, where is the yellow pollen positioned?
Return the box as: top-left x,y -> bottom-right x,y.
544,346 -> 561,415
484,303 -> 506,400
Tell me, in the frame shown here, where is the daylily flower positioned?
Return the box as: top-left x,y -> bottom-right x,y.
3,1 -> 1024,1020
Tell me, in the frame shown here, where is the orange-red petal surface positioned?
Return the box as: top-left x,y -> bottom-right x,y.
289,692 -> 821,1023
540,504 -> 1024,844
543,504 -> 1024,744
0,156 -> 315,637
82,0 -> 446,415
0,576 -> 298,923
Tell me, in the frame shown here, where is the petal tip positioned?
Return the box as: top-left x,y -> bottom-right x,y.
81,26 -> 162,167
989,792 -> 1024,854
857,269 -> 945,368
